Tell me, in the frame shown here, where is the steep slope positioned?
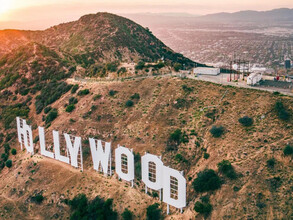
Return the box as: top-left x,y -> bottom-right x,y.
0,13 -> 200,68
0,76 -> 292,219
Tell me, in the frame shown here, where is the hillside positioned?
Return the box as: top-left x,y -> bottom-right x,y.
0,13 -> 201,69
0,75 -> 292,219
0,11 -> 292,220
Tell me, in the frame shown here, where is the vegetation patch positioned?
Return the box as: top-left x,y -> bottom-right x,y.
192,169 -> 222,192
283,145 -> 293,156
67,194 -> 117,220
194,196 -> 212,217
77,89 -> 90,96
238,116 -> 253,127
274,101 -> 290,121
209,125 -> 224,138
146,203 -> 162,220
35,81 -> 72,114
217,160 -> 237,179
166,129 -> 189,151
45,108 -> 58,124
1,103 -> 30,129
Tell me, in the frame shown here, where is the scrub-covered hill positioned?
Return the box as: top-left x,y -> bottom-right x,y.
0,75 -> 292,219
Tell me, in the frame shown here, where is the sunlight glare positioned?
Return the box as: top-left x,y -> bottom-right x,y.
0,0 -> 12,14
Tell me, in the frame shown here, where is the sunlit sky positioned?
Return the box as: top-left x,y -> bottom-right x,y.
0,0 -> 292,29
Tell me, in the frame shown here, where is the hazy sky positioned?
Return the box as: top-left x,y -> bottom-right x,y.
0,0 -> 292,29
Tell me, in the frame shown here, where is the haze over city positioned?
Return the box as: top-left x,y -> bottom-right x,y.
0,0 -> 293,29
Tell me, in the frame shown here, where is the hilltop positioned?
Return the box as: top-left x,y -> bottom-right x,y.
0,13 -> 201,68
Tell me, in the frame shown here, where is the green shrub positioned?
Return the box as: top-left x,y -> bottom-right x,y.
182,84 -> 193,93
283,145 -> 293,156
135,61 -> 145,70
71,84 -> 79,94
1,153 -> 8,161
122,208 -> 133,220
194,201 -> 212,216
68,194 -> 117,220
130,93 -> 140,100
31,194 -> 44,204
217,160 -> 237,179
238,116 -> 253,127
93,94 -> 102,100
173,63 -> 182,72
210,126 -> 224,138
173,98 -> 189,109
77,89 -> 90,96
33,136 -> 39,143
192,169 -> 222,192
117,67 -> 127,75
105,61 -> 119,72
109,90 -> 118,96
5,159 -> 12,168
274,101 -> 290,121
4,143 -> 10,154
69,97 -> 78,105
146,203 -> 161,220
125,100 -> 134,107
166,129 -> 189,151
203,152 -> 210,159
44,106 -> 52,114
45,108 -> 58,124
66,104 -> 76,113
11,148 -> 17,155
267,158 -> 276,168
175,153 -> 187,163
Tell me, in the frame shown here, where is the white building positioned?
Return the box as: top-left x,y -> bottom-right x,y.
247,72 -> 262,86
193,67 -> 220,76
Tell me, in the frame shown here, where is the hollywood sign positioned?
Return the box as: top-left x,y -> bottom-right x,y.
16,117 -> 186,213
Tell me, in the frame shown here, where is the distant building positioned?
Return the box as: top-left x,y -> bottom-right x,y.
247,72 -> 262,86
193,67 -> 220,76
285,59 -> 291,69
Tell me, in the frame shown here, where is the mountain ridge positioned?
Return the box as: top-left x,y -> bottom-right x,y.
197,8 -> 293,23
0,12 -> 202,68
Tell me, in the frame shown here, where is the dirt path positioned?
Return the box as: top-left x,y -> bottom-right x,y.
68,73 -> 293,96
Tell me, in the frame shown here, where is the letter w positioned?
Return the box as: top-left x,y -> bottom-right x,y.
89,138 -> 111,176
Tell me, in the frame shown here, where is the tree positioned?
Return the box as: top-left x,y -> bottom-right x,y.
166,129 -> 189,151
194,201 -> 212,216
125,100 -> 134,107
77,89 -> 90,96
274,101 -> 290,121
5,159 -> 12,168
11,148 -> 17,155
283,145 -> 293,156
192,169 -> 222,192
238,116 -> 253,127
135,61 -> 145,70
71,84 -> 79,94
122,208 -> 133,220
146,203 -> 161,220
45,108 -> 58,124
217,160 -> 237,179
173,63 -> 182,72
66,104 -> 76,113
210,126 -> 224,138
